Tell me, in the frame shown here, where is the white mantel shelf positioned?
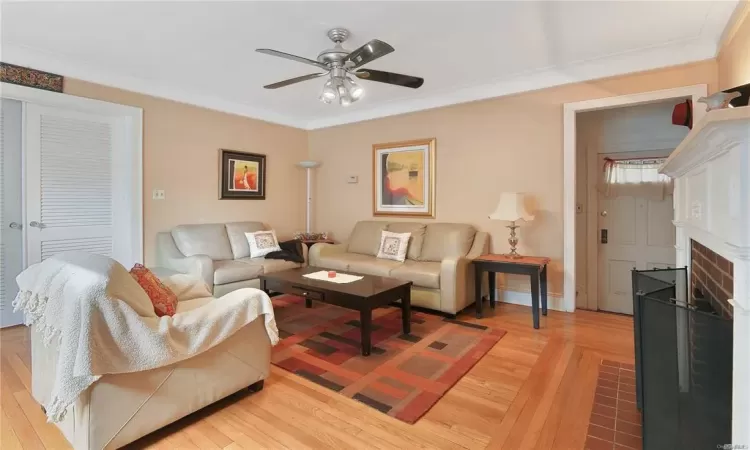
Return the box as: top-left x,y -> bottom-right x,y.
660,105 -> 750,444
661,106 -> 750,177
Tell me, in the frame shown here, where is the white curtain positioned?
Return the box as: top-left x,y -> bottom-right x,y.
601,158 -> 673,200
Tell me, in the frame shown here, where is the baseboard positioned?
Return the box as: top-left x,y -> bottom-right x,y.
495,289 -> 569,312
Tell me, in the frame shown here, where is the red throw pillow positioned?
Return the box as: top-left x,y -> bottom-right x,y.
129,263 -> 178,317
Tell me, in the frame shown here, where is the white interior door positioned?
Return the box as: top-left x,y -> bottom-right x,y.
1,99 -> 25,327
598,161 -> 676,315
25,104 -> 119,265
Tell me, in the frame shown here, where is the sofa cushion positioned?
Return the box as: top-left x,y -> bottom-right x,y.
386,222 -> 426,260
418,223 -> 476,262
347,221 -> 388,256
172,224 -> 234,261
390,261 -> 441,289
213,260 -> 263,285
225,222 -> 266,259
312,252 -> 376,272
237,257 -> 301,274
347,257 -> 404,277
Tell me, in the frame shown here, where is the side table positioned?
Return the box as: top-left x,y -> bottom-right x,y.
297,239 -> 335,249
473,254 -> 551,329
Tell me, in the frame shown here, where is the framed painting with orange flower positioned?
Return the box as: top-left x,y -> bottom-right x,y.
220,149 -> 266,199
372,138 -> 435,218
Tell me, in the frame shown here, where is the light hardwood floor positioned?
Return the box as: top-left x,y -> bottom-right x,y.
0,303 -> 634,449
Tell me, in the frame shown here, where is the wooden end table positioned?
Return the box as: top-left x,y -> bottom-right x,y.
473,254 -> 551,329
297,239 -> 335,249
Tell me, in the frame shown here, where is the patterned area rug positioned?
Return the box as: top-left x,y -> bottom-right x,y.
585,359 -> 643,450
271,295 -> 506,424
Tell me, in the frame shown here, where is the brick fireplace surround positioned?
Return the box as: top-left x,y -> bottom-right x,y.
691,240 -> 734,318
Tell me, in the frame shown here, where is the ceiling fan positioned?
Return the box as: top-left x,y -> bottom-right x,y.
256,28 -> 424,106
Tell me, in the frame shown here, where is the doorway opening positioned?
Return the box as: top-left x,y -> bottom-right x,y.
562,84 -> 707,313
576,100 -> 689,314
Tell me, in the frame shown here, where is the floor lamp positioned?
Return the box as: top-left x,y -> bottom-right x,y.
297,161 -> 320,233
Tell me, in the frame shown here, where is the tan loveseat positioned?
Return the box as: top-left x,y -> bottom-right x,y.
309,221 -> 489,315
156,222 -> 307,296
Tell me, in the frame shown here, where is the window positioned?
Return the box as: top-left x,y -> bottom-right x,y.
601,158 -> 673,200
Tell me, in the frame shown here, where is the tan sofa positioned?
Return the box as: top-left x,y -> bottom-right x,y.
309,221 -> 488,315
31,297 -> 272,449
156,222 -> 307,297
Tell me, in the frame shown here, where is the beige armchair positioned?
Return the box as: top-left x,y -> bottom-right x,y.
309,221 -> 488,315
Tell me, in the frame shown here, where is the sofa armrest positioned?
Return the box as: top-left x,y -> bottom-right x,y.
438,232 -> 490,314
308,243 -> 347,266
155,232 -> 214,288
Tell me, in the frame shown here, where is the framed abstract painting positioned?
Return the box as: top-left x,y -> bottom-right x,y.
219,149 -> 266,199
372,138 -> 436,217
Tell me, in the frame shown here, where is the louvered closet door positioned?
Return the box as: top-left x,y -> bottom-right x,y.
25,104 -> 118,265
1,99 -> 24,327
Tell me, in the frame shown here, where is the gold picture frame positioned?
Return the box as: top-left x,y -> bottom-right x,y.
372,138 -> 436,218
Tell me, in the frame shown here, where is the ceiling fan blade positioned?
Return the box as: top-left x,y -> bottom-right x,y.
344,39 -> 394,69
256,48 -> 329,70
263,73 -> 327,89
354,69 -> 424,89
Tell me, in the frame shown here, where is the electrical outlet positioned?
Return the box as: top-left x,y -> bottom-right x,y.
152,189 -> 166,200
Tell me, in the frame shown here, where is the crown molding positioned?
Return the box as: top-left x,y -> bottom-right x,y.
1,44 -> 310,129
304,39 -> 718,130
3,38 -> 717,131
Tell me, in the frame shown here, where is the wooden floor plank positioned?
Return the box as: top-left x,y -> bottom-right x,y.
1,303 -> 635,449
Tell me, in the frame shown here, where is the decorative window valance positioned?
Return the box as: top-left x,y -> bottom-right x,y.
601,158 -> 674,200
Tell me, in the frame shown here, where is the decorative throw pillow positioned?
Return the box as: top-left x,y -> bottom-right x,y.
376,231 -> 411,262
246,230 -> 282,258
129,263 -> 178,317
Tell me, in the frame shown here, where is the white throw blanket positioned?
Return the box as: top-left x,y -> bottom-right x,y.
13,252 -> 279,423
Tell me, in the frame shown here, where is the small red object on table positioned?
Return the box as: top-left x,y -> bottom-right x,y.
472,254 -> 551,329
328,271 -> 336,278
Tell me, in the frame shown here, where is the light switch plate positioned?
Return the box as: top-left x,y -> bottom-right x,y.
347,175 -> 358,184
152,189 -> 165,200
576,202 -> 583,213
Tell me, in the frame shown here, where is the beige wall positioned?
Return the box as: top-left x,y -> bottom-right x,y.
63,79 -> 308,265
718,1 -> 750,90
308,60 -> 718,299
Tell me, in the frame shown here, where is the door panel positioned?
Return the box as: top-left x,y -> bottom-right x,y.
598,156 -> 675,315
646,198 -> 676,247
25,104 -> 116,265
0,99 -> 24,327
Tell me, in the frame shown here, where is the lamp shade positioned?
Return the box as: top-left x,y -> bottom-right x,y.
297,160 -> 320,169
489,192 -> 535,222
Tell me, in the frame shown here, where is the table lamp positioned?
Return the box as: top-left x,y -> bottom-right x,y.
489,192 -> 535,258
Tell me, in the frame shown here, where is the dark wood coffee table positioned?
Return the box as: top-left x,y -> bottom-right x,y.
260,267 -> 412,356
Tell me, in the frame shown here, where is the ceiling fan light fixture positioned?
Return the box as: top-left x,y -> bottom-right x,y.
345,77 -> 364,99
320,79 -> 337,102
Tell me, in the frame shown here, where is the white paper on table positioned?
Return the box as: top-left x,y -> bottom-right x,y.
303,270 -> 363,284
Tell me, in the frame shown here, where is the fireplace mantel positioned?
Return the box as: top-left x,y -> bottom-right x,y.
660,105 -> 750,444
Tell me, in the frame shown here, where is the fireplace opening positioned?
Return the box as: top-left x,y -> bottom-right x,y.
691,240 -> 734,318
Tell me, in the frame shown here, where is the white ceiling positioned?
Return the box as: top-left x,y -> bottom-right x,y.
1,1 -> 740,130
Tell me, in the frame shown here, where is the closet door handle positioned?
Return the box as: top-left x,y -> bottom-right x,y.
9,222 -> 22,230
29,221 -> 46,229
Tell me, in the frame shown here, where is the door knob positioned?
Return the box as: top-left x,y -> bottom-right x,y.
9,222 -> 22,230
29,221 -> 46,229
600,211 -> 608,217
